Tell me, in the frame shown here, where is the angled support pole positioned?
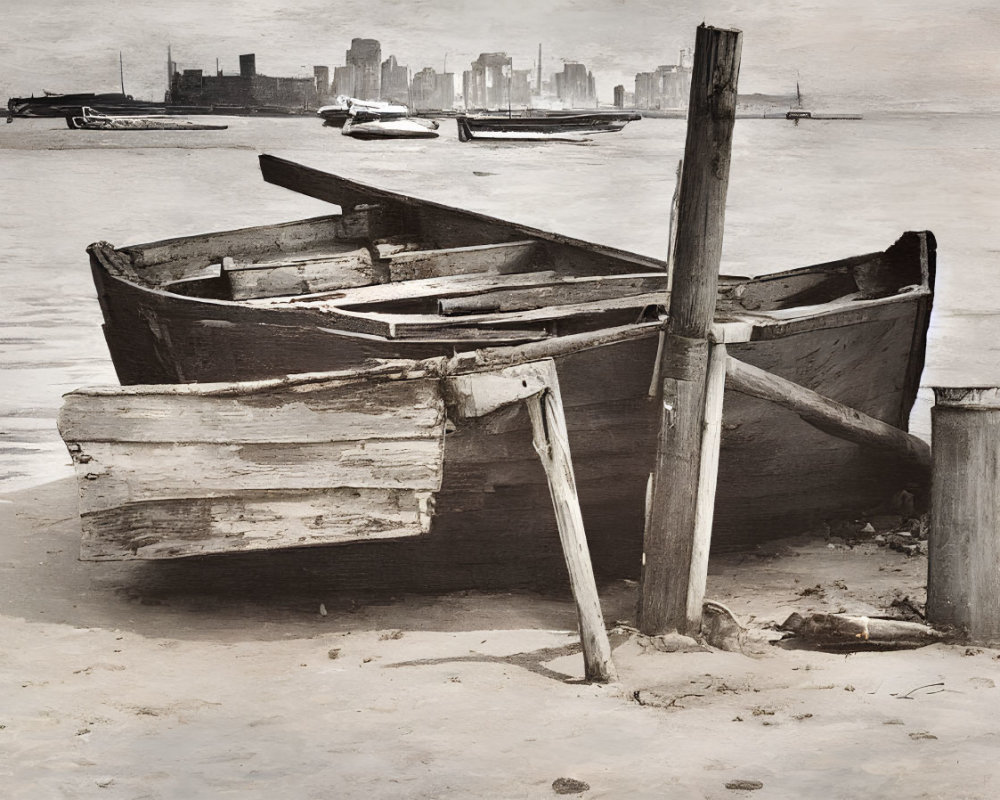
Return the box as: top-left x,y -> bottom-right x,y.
724,355 -> 931,474
640,24 -> 742,636
446,358 -> 617,683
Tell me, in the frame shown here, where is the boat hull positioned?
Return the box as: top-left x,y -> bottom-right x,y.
77,156 -> 934,585
342,118 -> 440,139
457,112 -> 641,142
90,258 -> 931,576
67,107 -> 227,130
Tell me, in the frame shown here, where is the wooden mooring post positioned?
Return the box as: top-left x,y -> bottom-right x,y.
927,388 -> 1000,643
639,24 -> 742,636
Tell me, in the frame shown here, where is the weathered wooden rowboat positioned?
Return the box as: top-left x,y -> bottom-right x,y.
74,154 -> 935,586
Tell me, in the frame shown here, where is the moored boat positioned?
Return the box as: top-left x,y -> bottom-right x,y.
318,96 -> 409,127
73,154 -> 934,585
456,110 -> 642,142
7,92 -> 165,119
342,113 -> 440,139
66,106 -> 228,130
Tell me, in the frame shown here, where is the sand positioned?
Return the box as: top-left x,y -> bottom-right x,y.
1,477 -> 998,800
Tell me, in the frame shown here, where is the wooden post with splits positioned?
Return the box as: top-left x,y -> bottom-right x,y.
927,388 -> 1000,643
639,24 -> 742,636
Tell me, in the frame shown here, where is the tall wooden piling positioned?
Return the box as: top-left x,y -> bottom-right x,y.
639,24 -> 742,636
927,388 -> 1000,642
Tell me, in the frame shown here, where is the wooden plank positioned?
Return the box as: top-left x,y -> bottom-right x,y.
724,354 -> 931,472
685,341 -> 727,624
80,488 -> 436,561
640,24 -> 742,637
224,247 -> 375,300
311,269 -> 562,308
366,291 -> 668,337
927,388 -> 1000,641
73,438 -> 445,514
438,273 -> 669,316
121,215 -> 346,277
258,154 -> 668,272
445,361 -> 556,419
59,378 -> 444,444
120,207 -> 405,285
527,383 -> 617,683
384,240 -> 544,281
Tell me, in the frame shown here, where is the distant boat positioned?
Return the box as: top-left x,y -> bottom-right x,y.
7,92 -> 164,120
318,97 -> 409,127
456,110 -> 641,142
342,113 -> 440,139
784,82 -> 862,121
785,81 -> 812,120
66,106 -> 228,131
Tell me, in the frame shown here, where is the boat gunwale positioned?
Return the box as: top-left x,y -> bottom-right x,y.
94,259 -> 931,347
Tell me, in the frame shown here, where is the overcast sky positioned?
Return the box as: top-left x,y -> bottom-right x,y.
3,1 -> 998,110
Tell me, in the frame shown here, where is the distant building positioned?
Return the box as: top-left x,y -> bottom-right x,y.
510,69 -> 532,107
380,55 -> 409,103
332,65 -> 356,97
555,62 -> 596,108
613,85 -> 625,108
346,38 -> 381,99
634,50 -> 693,110
168,52 -> 320,110
411,67 -> 455,111
462,52 -> 510,110
314,66 -> 331,101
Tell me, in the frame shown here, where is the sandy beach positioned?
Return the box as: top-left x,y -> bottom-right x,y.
2,98 -> 999,800
2,475 -> 998,799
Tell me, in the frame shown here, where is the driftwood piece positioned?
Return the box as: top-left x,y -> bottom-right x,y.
781,612 -> 947,649
724,355 -> 931,473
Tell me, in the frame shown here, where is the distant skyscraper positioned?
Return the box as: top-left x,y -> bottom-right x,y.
346,38 -> 381,99
314,66 -> 330,99
555,62 -> 595,107
332,65 -> 357,97
536,44 -> 542,96
463,52 -> 510,109
411,67 -> 455,110
633,52 -> 692,110
380,55 -> 409,103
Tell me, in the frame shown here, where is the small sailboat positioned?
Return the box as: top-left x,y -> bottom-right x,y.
785,82 -> 812,120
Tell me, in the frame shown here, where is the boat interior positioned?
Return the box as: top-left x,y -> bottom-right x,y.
89,175 -> 932,344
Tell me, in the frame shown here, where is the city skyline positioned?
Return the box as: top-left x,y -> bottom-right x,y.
150,40 -> 692,112
2,1 -> 998,112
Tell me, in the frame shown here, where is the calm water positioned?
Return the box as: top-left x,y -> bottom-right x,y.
1,112 -> 997,492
